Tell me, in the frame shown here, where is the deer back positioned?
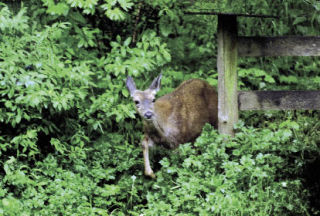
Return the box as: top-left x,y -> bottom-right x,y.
151,79 -> 218,147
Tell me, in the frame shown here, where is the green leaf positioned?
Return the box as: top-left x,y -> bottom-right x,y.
46,3 -> 70,16
15,109 -> 22,124
162,49 -> 171,62
159,22 -> 172,37
118,0 -> 133,11
264,75 -> 275,83
106,7 -> 126,21
69,11 -> 87,24
279,75 -> 298,84
122,88 -> 129,97
29,96 -> 41,107
293,17 -> 306,25
101,184 -> 121,197
124,37 -> 132,46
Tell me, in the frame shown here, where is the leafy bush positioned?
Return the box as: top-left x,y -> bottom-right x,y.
2,120 -> 319,215
142,123 -> 316,215
0,7 -> 92,159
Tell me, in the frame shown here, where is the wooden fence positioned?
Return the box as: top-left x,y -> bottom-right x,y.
215,14 -> 320,136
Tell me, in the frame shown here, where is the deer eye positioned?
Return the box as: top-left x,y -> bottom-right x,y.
134,100 -> 140,105
152,99 -> 156,103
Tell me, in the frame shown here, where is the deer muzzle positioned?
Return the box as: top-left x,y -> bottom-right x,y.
144,111 -> 153,119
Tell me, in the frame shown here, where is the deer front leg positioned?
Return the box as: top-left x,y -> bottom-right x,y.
142,136 -> 156,179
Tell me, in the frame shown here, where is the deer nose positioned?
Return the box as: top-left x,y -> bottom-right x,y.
144,111 -> 153,119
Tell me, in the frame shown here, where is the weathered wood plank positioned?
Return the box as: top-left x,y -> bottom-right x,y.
238,90 -> 320,110
238,36 -> 320,57
217,15 -> 238,136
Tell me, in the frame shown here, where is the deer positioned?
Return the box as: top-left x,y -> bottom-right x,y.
126,74 -> 218,178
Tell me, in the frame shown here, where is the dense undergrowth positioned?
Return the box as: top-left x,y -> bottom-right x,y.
1,119 -> 320,215
1,0 -> 320,215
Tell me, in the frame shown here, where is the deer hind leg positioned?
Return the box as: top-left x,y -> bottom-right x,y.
142,136 -> 156,179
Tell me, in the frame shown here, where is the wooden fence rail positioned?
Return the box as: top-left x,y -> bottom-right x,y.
238,36 -> 320,57
238,90 -> 320,110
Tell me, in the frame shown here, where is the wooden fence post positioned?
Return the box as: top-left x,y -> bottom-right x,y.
217,15 -> 238,136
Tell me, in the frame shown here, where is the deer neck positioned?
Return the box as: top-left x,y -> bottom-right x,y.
143,118 -> 179,148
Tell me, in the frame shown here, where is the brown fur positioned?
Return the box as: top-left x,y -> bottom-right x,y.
126,76 -> 218,178
153,79 -> 218,148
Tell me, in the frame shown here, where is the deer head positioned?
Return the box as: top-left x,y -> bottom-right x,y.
126,74 -> 162,121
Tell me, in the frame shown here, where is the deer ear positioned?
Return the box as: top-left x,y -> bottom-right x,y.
149,73 -> 162,93
126,76 -> 137,96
